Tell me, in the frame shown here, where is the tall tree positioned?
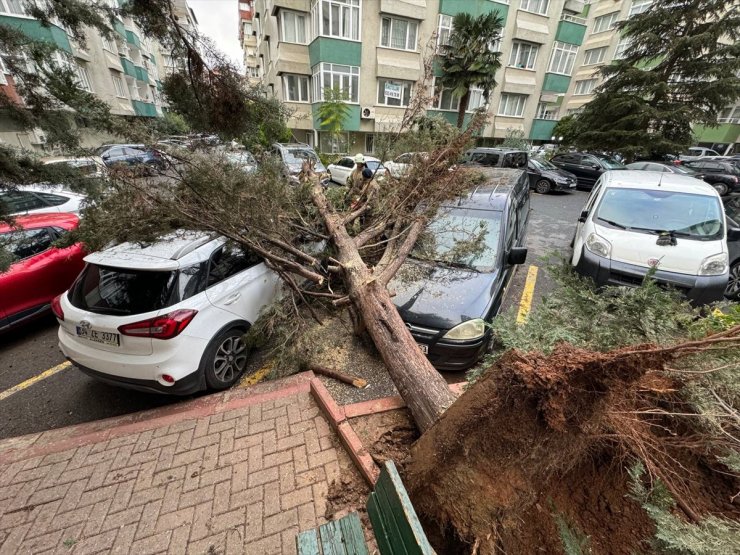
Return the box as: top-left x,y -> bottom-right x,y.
572,0 -> 740,158
437,11 -> 503,128
316,86 -> 351,153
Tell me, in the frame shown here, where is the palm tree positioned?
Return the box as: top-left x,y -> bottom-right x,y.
438,12 -> 503,128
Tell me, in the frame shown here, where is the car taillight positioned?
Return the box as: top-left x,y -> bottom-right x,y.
51,294 -> 64,321
118,309 -> 198,340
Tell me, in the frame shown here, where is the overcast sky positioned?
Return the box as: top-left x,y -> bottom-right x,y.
188,0 -> 244,72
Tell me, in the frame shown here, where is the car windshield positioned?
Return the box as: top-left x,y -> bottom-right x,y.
226,152 -> 257,166
672,165 -> 697,175
284,148 -> 318,164
530,158 -> 556,171
595,188 -> 724,240
366,160 -> 383,171
598,157 -> 626,169
68,262 -> 208,316
411,208 -> 503,272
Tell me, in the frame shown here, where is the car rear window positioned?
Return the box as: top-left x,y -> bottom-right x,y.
68,262 -> 208,316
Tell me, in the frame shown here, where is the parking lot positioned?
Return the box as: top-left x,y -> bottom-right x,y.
0,189 -> 587,440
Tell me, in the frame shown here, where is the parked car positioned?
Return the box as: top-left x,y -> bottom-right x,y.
327,156 -> 385,185
527,158 -> 577,193
42,156 -> 107,179
571,170 -> 739,304
461,148 -> 528,169
95,144 -> 168,173
224,151 -> 258,173
0,213 -> 85,332
682,159 -> 740,196
724,195 -> 740,300
625,161 -> 705,178
272,143 -> 326,182
678,147 -> 721,162
56,232 -> 283,394
390,168 -> 530,371
0,185 -> 86,216
550,152 -> 626,189
383,152 -> 427,178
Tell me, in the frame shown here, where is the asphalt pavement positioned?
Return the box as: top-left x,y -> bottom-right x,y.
0,188 -> 588,440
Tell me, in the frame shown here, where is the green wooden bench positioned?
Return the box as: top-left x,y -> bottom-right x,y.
297,460 -> 433,555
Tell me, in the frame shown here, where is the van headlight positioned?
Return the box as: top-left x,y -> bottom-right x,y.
442,319 -> 486,341
585,233 -> 612,258
698,253 -> 728,276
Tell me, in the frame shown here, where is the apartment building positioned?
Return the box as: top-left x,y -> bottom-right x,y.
240,1 -> 261,85
0,0 -> 196,150
248,0 -> 738,155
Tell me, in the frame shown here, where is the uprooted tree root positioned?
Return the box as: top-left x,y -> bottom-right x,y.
405,327 -> 740,554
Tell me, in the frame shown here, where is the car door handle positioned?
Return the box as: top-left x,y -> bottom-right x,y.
223,293 -> 241,305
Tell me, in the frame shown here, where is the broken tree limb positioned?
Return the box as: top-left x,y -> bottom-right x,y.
310,365 -> 368,389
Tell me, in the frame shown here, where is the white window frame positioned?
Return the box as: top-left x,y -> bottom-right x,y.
111,72 -> 126,97
718,106 -> 740,124
101,35 -> 117,53
437,14 -> 453,47
376,78 -> 412,107
432,78 -> 485,112
380,16 -> 418,52
614,36 -> 630,60
498,93 -> 527,117
593,12 -> 619,34
280,10 -> 307,44
311,0 -> 361,42
0,56 -> 7,85
583,47 -> 606,66
573,78 -> 596,96
508,41 -> 539,70
283,74 -> 310,103
519,0 -> 549,16
548,42 -> 578,75
535,102 -> 558,120
312,62 -> 360,103
75,64 -> 93,92
0,0 -> 26,16
365,133 -> 374,153
629,0 -> 653,17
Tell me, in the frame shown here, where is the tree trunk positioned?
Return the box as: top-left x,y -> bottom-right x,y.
457,88 -> 471,129
310,181 -> 456,433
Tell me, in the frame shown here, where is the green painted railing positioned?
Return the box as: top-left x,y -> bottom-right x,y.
439,0 -> 509,20
119,56 -> 137,78
125,29 -> 141,48
0,15 -> 72,53
308,37 -> 361,67
542,73 -> 571,93
132,100 -> 157,117
135,65 -> 149,83
555,19 -> 587,46
693,123 -> 740,144
529,119 -> 559,141
312,103 -> 360,131
113,20 -> 126,39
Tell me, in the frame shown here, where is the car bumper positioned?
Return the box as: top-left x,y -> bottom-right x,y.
407,324 -> 489,371
70,360 -> 203,395
552,180 -> 577,191
574,247 -> 728,305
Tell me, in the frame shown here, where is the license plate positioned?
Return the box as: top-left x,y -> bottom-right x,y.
417,343 -> 428,354
569,182 -> 577,188
76,326 -> 120,346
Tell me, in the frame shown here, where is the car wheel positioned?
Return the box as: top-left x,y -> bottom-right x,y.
711,182 -> 729,196
202,328 -> 249,390
535,179 -> 552,194
726,261 -> 740,300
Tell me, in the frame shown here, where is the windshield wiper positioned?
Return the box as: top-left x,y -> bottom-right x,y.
597,218 -> 628,230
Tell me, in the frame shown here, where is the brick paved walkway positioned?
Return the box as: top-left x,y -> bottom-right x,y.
0,376 -> 354,555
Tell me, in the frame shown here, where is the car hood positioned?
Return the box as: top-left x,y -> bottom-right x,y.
541,168 -> 577,181
389,259 -> 498,330
288,161 -> 327,174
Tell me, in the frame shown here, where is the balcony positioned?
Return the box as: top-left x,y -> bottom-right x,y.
542,73 -> 571,93
135,65 -> 149,83
270,0 -> 310,15
275,42 -> 310,75
563,0 -> 586,15
126,30 -> 141,49
0,15 -> 71,54
379,0 -> 427,20
555,15 -> 587,46
132,100 -> 157,117
529,119 -> 559,141
693,122 -> 740,144
308,37 -> 361,66
113,20 -> 126,39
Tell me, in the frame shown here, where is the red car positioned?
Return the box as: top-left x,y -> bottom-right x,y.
0,213 -> 85,331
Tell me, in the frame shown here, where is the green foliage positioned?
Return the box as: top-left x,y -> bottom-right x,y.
552,509 -> 591,555
629,462 -> 740,555
552,115 -> 583,149
500,128 -> 531,151
374,115 -> 468,165
568,0 -> 740,158
316,86 -> 350,134
150,111 -> 191,136
438,11 -> 503,128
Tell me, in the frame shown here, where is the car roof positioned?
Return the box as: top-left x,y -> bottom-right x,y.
85,231 -> 218,271
600,170 -> 719,196
466,147 -> 526,153
444,168 -> 525,211
0,212 -> 79,233
3,184 -> 85,197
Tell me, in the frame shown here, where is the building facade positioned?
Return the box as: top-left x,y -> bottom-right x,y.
0,0 -> 197,150
248,0 -> 738,155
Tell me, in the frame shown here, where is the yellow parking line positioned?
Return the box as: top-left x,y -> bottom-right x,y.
516,265 -> 539,324
0,361 -> 71,402
238,361 -> 273,388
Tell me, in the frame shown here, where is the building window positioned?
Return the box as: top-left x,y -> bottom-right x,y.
243,21 -> 253,37
491,31 -> 504,53
593,12 -> 620,34
311,0 -> 361,42
365,133 -> 374,153
718,106 -> 740,124
508,41 -> 539,70
614,36 -> 630,59
283,74 -> 310,102
312,62 -> 359,103
519,0 -> 549,15
432,79 -> 484,112
535,102 -> 558,120
0,56 -> 8,85
0,0 -> 25,15
75,64 -> 92,92
629,0 -> 653,17
111,72 -> 126,97
573,78 -> 596,95
101,36 -> 117,53
380,16 -> 418,51
281,10 -> 307,44
467,88 -> 486,111
377,78 -> 412,107
548,42 -> 578,75
583,47 -> 606,66
437,14 -> 453,46
319,131 -> 349,154
498,93 -> 527,117
247,65 -> 261,79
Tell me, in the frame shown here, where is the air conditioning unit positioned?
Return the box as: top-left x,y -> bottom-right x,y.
361,107 -> 375,119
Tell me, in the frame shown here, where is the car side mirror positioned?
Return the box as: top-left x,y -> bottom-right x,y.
507,247 -> 528,266
591,164 -> 601,170
578,210 -> 589,223
728,227 -> 740,242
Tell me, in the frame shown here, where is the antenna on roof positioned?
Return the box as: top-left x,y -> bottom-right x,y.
657,171 -> 664,187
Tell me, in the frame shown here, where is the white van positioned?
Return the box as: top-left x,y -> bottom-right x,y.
571,171 -> 740,304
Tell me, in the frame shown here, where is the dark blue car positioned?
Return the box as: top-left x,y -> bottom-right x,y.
95,144 -> 168,174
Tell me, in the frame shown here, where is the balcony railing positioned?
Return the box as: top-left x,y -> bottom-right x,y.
560,13 -> 587,25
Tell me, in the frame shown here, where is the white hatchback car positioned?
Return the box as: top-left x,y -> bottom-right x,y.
55,232 -> 282,394
0,185 -> 86,216
327,156 -> 385,185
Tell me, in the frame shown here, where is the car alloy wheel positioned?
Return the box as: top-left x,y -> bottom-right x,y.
213,335 -> 248,383
726,262 -> 740,300
712,182 -> 729,196
535,179 -> 551,194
